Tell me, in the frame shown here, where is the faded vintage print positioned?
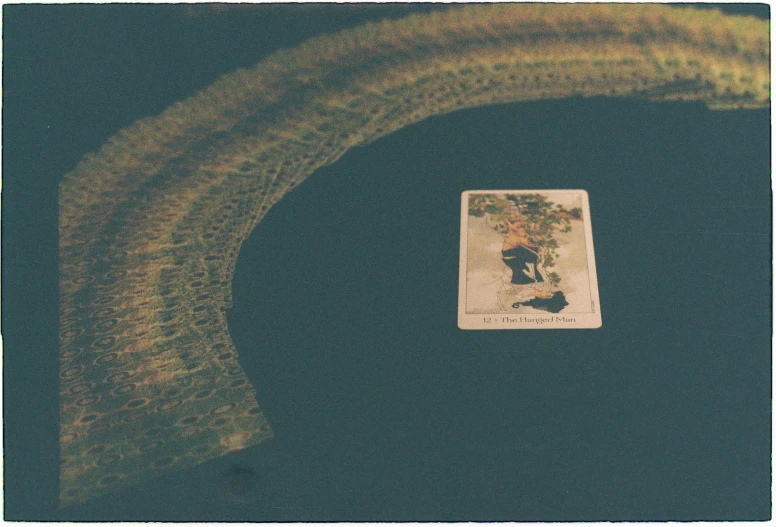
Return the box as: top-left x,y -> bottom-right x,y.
4,2 -> 769,521
459,190 -> 601,329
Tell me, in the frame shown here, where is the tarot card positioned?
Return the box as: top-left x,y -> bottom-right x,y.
459,190 -> 601,329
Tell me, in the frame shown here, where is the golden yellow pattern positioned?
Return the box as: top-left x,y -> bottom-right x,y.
59,4 -> 769,506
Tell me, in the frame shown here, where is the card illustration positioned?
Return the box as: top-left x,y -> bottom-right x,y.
459,190 -> 601,329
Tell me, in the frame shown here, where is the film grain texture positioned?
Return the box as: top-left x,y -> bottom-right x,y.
58,4 -> 769,506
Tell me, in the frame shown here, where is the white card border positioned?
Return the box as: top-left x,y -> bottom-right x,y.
458,189 -> 602,330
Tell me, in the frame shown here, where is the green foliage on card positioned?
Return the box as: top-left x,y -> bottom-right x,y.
468,193 -> 581,278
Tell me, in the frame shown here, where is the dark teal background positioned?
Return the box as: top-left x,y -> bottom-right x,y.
3,3 -> 771,521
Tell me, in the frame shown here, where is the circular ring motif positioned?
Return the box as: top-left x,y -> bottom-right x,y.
121,412 -> 145,424
105,371 -> 130,384
210,403 -> 235,415
157,399 -> 183,412
94,319 -> 119,332
124,398 -> 148,409
60,317 -> 80,329
122,309 -> 149,321
112,383 -> 137,395
125,341 -> 149,353
60,328 -> 85,339
94,353 -> 119,365
92,307 -> 117,318
61,347 -> 83,359
61,432 -> 79,443
69,382 -> 94,395
92,336 -> 116,349
72,275 -> 95,285
76,395 -> 100,407
60,366 -> 84,378
124,324 -> 152,338
91,295 -> 116,306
